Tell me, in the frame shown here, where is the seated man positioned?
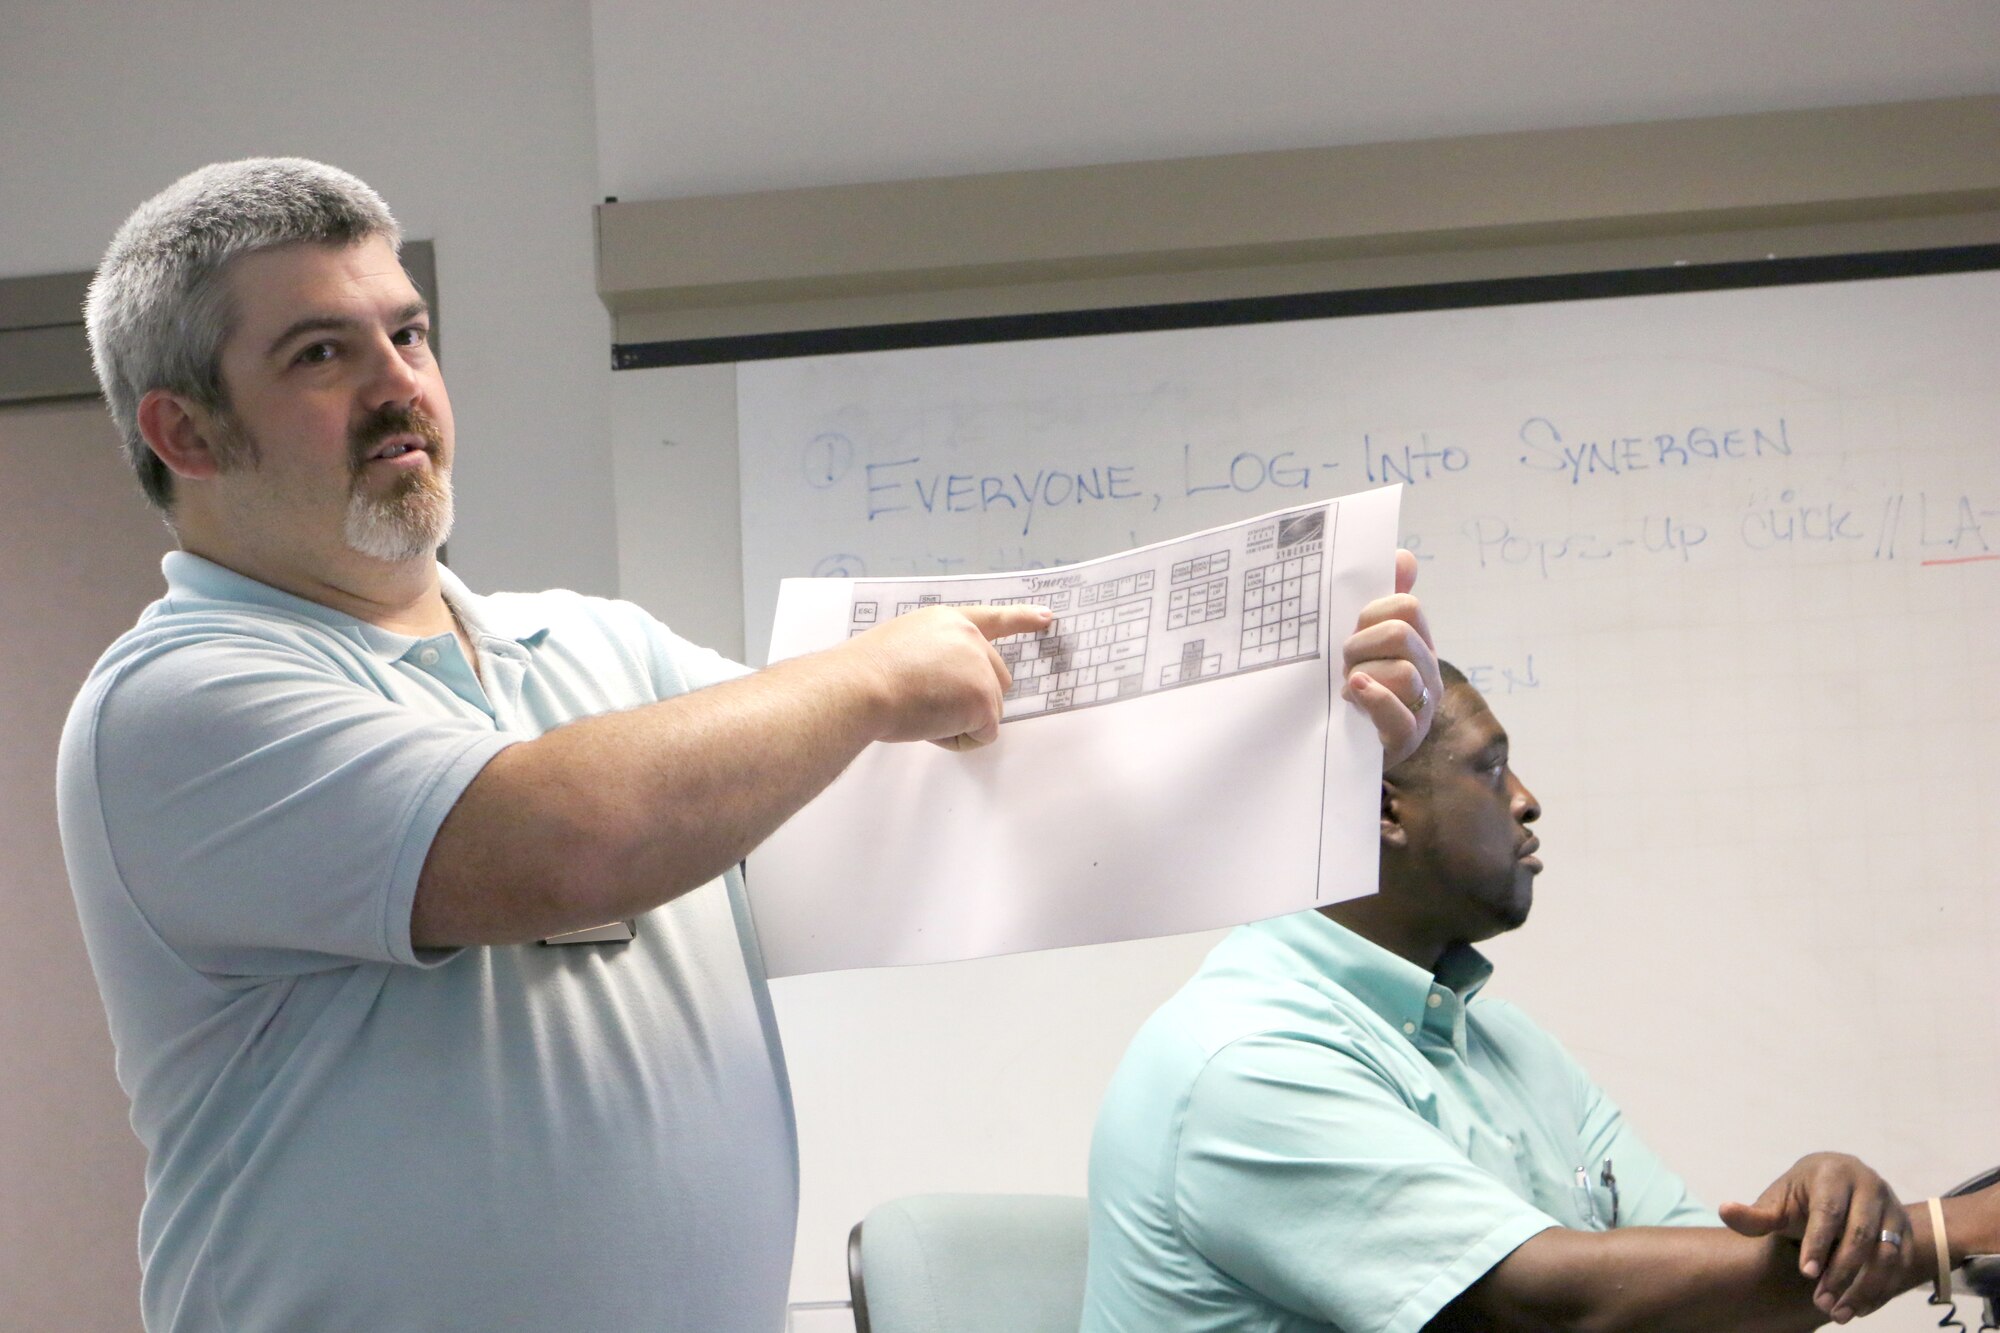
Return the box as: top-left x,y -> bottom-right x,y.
1083,662 -> 1999,1332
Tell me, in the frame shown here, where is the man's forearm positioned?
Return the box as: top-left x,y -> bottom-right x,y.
412,646 -> 895,946
410,602 -> 1050,946
1445,1188 -> 2000,1333
1440,1227 -> 1829,1333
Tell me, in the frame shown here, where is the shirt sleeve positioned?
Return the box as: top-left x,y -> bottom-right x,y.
582,595 -> 752,695
1174,1032 -> 1558,1333
654,628 -> 753,692
88,631 -> 517,977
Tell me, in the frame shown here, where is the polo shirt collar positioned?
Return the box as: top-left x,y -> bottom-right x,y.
1262,909 -> 1493,1032
159,552 -> 550,654
435,564 -> 550,646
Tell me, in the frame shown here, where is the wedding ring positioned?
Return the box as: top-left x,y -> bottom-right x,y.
1879,1228 -> 1903,1248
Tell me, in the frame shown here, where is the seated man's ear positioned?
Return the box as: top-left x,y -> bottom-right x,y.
1380,779 -> 1410,851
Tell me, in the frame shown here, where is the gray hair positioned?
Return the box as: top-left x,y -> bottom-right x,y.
85,158 -> 401,511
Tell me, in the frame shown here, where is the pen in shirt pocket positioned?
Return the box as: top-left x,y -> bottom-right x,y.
1574,1159 -> 1620,1228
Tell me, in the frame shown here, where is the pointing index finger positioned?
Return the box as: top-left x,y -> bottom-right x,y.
960,603 -> 1055,641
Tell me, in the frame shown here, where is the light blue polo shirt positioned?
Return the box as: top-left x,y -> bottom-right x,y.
1082,911 -> 1715,1333
57,553 -> 797,1332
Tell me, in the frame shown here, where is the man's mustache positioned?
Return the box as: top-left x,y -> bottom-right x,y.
348,405 -> 445,470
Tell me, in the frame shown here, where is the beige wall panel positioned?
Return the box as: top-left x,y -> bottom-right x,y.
599,96 -> 2000,346
0,399 -> 171,1332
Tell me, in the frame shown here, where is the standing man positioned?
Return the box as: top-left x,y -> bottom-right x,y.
60,159 -> 1440,1332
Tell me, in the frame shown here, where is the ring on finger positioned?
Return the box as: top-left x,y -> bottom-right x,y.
1878,1228 -> 1903,1248
1406,681 -> 1429,716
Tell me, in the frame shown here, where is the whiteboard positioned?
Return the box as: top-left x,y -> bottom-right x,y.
647,267 -> 2000,1322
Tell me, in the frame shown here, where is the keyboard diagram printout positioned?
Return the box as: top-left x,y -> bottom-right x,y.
844,507 -> 1331,723
748,485 -> 1403,978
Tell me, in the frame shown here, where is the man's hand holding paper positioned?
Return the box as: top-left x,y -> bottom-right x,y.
847,602 -> 1053,749
1341,548 -> 1442,769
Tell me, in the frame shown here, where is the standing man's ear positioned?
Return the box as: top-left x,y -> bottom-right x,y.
1380,779 -> 1410,850
136,389 -> 226,482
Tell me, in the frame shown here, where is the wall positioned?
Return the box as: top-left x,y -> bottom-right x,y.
590,1 -> 2000,201
0,0 -> 616,598
0,401 -> 173,1331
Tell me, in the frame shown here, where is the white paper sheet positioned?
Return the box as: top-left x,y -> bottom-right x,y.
745,485 -> 1402,976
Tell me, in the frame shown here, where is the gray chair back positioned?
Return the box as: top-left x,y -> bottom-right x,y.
848,1193 -> 1089,1333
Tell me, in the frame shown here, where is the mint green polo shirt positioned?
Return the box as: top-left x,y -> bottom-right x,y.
1082,911 -> 1715,1333
58,553 -> 797,1333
